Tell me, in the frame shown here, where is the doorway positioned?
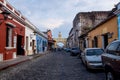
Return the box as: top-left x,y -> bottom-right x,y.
32,40 -> 35,54
26,36 -> 29,55
102,34 -> 108,49
17,35 -> 24,55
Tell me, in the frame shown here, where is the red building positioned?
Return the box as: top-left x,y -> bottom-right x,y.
0,0 -> 25,60
47,30 -> 56,50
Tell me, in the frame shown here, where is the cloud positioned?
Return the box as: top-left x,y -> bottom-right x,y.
40,19 -> 64,30
29,17 -> 64,30
72,0 -> 119,11
7,0 -> 120,37
52,22 -> 71,38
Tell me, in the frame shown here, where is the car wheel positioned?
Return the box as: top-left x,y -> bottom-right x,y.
106,71 -> 114,80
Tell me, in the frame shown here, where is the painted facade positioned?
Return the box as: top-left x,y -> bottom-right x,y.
81,5 -> 120,50
47,30 -> 55,50
67,28 -> 75,48
87,15 -> 118,49
0,0 -> 26,60
78,12 -> 118,51
0,0 -> 48,61
54,32 -> 67,48
24,24 -> 36,55
36,32 -> 47,53
68,11 -> 110,48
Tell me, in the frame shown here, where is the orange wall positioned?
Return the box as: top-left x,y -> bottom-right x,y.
88,16 -> 118,48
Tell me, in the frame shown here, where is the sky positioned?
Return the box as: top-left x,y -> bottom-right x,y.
7,0 -> 119,38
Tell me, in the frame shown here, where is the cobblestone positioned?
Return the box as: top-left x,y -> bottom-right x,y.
0,51 -> 105,80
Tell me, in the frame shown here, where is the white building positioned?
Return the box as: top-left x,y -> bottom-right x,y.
24,20 -> 37,55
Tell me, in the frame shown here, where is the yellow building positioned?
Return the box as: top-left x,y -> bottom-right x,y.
54,32 -> 67,48
87,15 -> 118,49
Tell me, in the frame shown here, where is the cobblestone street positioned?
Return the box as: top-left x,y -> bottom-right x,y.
0,51 -> 105,80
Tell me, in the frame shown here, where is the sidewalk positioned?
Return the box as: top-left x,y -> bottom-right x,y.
0,51 -> 49,71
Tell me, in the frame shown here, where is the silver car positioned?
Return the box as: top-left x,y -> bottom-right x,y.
81,48 -> 104,70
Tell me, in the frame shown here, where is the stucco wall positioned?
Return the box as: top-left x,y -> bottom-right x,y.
88,16 -> 118,48
0,19 -> 25,60
36,34 -> 47,53
25,27 -> 35,55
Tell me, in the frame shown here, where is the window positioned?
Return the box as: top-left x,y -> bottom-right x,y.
116,44 -> 120,56
117,45 -> 120,51
86,49 -> 103,56
107,42 -> 119,51
106,42 -> 120,55
6,27 -> 12,47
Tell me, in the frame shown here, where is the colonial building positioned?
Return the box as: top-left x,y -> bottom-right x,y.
0,0 -> 26,60
36,29 -> 48,54
87,15 -> 117,49
54,32 -> 67,48
24,20 -> 37,56
46,30 -> 55,51
68,11 -> 110,48
0,0 -> 48,61
78,6 -> 119,50
67,28 -> 74,48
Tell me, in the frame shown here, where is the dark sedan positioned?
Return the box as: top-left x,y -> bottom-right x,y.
102,40 -> 120,80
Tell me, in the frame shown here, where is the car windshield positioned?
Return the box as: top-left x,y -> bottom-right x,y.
86,49 -> 103,56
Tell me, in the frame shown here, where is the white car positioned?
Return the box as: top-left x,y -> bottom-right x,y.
81,48 -> 104,70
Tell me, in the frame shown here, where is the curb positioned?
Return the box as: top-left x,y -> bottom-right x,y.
0,52 -> 49,71
0,59 -> 30,71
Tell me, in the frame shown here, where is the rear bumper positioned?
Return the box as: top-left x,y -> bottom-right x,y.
87,63 -> 103,69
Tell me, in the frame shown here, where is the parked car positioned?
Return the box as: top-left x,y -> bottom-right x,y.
81,48 -> 104,70
63,48 -> 67,51
102,40 -> 120,80
65,48 -> 71,52
57,48 -> 62,51
70,47 -> 82,56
